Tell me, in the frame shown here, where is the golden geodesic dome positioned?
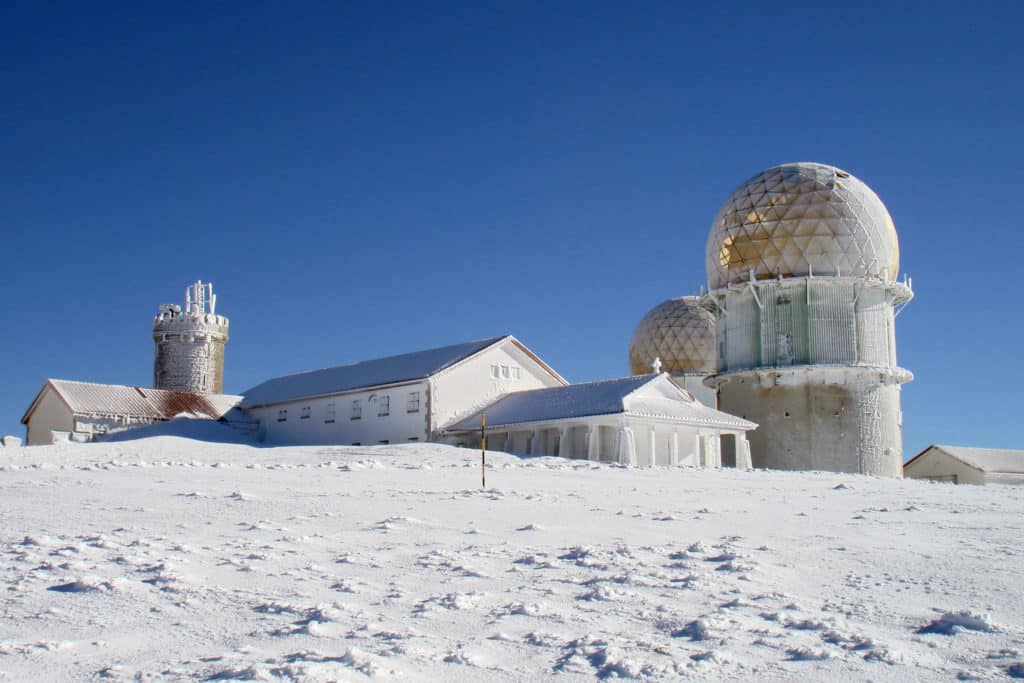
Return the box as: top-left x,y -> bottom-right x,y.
706,162 -> 899,290
629,296 -> 716,375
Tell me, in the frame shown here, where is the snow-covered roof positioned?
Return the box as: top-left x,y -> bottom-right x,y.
907,445 -> 1024,474
240,336 -> 511,407
622,394 -> 757,430
451,376 -> 652,429
447,374 -> 756,431
22,379 -> 243,423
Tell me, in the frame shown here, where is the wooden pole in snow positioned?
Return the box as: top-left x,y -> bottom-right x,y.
481,414 -> 486,489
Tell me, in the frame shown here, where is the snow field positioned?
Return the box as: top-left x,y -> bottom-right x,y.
0,438 -> 1022,680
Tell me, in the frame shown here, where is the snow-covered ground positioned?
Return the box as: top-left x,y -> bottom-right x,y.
1,436 -> 1022,681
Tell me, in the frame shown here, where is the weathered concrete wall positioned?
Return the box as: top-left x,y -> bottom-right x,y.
705,276 -> 910,477
718,368 -> 904,476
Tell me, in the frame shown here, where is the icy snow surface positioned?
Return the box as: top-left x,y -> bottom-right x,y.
1,439 -> 1022,681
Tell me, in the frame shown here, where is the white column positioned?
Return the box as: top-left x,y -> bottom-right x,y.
649,425 -> 657,466
530,429 -> 543,456
694,433 -> 702,467
736,435 -> 753,469
558,426 -> 570,459
670,430 -> 679,466
618,426 -> 637,466
709,432 -> 722,468
587,426 -> 600,461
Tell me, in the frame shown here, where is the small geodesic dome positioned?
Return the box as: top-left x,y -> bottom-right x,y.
629,297 -> 716,375
706,162 -> 899,290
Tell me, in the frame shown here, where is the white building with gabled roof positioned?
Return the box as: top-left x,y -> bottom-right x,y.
445,373 -> 756,467
903,445 -> 1024,486
21,379 -> 243,445
239,335 -> 567,445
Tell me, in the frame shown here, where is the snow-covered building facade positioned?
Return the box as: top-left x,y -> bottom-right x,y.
701,163 -> 913,476
239,336 -> 567,445
21,379 -> 243,445
445,374 -> 755,467
904,445 -> 1024,486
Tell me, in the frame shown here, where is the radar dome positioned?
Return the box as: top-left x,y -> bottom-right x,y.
629,297 -> 715,375
706,162 -> 899,290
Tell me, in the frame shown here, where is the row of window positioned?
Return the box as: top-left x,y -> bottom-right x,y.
351,437 -> 420,445
276,392 -> 421,423
490,364 -> 522,380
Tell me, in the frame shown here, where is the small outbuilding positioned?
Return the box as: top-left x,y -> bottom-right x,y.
21,379 -> 243,445
903,445 -> 1024,486
446,373 -> 756,467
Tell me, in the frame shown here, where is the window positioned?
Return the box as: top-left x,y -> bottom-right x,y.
351,400 -> 362,420
277,409 -> 287,422
407,391 -> 420,413
378,395 -> 390,417
491,364 -> 499,379
325,402 -> 335,423
379,439 -> 389,444
512,367 -> 521,380
300,405 -> 311,420
408,437 -> 419,441
352,442 -> 361,446
501,365 -> 510,379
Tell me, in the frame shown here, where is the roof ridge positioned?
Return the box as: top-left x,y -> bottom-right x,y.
252,335 -> 509,383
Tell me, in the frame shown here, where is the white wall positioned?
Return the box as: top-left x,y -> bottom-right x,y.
25,387 -> 74,445
718,368 -> 903,476
429,339 -> 564,435
248,380 -> 430,445
904,449 -> 985,485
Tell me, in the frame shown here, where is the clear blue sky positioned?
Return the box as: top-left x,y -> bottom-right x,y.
3,2 -> 1021,457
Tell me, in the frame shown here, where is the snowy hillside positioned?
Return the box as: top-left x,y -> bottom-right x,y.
1,438 -> 1022,681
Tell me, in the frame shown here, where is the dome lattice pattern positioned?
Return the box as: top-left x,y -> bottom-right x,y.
629,297 -> 716,375
706,162 -> 899,290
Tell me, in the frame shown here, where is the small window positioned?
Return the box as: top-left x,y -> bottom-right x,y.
300,405 -> 311,420
351,400 -> 362,420
490,364 -> 499,379
408,436 -> 419,442
352,441 -> 361,446
277,409 -> 288,422
379,439 -> 389,444
325,402 -> 336,423
512,367 -> 521,380
378,395 -> 390,417
501,365 -> 510,379
407,391 -> 420,413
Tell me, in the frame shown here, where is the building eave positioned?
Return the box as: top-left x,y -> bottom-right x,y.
239,378 -> 425,410
443,409 -> 626,434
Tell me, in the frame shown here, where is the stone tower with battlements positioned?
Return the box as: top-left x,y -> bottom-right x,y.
152,281 -> 229,394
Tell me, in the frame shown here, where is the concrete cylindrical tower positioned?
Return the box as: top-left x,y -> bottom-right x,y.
701,163 -> 912,476
629,296 -> 718,406
152,281 -> 229,394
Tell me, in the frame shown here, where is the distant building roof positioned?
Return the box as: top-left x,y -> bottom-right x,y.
447,374 -> 757,431
905,445 -> 1024,474
241,336 -> 517,407
22,379 -> 243,424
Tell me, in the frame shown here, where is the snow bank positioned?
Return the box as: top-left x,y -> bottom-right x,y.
96,417 -> 255,444
0,440 -> 1021,681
